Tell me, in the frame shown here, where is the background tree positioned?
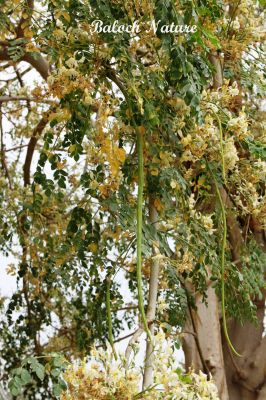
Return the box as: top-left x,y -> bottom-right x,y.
0,0 -> 265,399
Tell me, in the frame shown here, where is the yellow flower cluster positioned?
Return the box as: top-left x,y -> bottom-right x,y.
180,82 -> 250,176
221,0 -> 266,61
61,332 -> 219,400
47,62 -> 95,99
180,115 -> 220,163
229,163 -> 266,222
61,347 -> 139,400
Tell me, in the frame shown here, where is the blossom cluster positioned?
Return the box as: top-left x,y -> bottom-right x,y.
180,81 -> 249,172
61,331 -> 219,400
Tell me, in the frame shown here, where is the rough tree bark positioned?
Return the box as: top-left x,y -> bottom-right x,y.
183,272 -> 229,400
182,51 -> 229,400
222,203 -> 266,400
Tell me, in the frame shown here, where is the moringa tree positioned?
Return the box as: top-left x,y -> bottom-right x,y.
0,0 -> 265,399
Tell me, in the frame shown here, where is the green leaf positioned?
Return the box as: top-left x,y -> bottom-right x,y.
20,368 -> 32,385
53,356 -> 65,368
201,26 -> 221,49
51,368 -> 61,377
245,139 -> 266,160
58,177 -> 66,188
10,384 -> 21,397
32,362 -> 45,381
8,376 -> 23,396
53,382 -> 66,397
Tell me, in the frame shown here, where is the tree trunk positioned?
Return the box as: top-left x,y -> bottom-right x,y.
222,216 -> 266,400
223,305 -> 266,400
183,51 -> 229,400
183,51 -> 266,400
183,274 -> 229,400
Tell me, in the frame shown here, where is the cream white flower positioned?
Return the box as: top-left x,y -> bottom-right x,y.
228,82 -> 239,96
188,193 -> 196,210
224,138 -> 239,170
65,68 -> 79,78
53,28 -> 66,39
227,112 -> 249,138
56,19 -> 64,29
157,298 -> 169,313
61,330 -> 219,400
231,17 -> 240,30
202,215 -> 215,234
170,179 -> 178,189
65,57 -> 78,69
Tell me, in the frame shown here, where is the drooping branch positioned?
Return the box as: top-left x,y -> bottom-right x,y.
0,1 -> 50,80
23,110 -> 50,186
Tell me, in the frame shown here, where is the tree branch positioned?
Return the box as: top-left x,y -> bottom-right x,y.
0,105 -> 12,189
209,51 -> 223,89
23,109 -> 51,186
125,326 -> 144,366
0,41 -> 50,80
0,96 -> 56,104
23,53 -> 50,80
15,0 -> 34,38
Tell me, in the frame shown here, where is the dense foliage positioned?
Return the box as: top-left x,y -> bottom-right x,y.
0,0 -> 265,399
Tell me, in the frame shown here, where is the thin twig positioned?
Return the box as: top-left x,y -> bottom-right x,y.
0,96 -> 57,104
125,327 -> 144,366
0,105 -> 12,189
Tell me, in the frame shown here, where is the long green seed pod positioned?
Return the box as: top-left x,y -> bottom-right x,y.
119,87 -> 152,343
213,112 -> 226,184
106,277 -> 117,360
211,114 -> 240,355
211,172 -> 241,357
136,126 -> 152,343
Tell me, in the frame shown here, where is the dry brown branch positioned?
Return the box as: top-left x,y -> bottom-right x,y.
0,105 -> 12,189
15,0 -> 34,38
0,41 -> 50,80
23,109 -> 51,186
